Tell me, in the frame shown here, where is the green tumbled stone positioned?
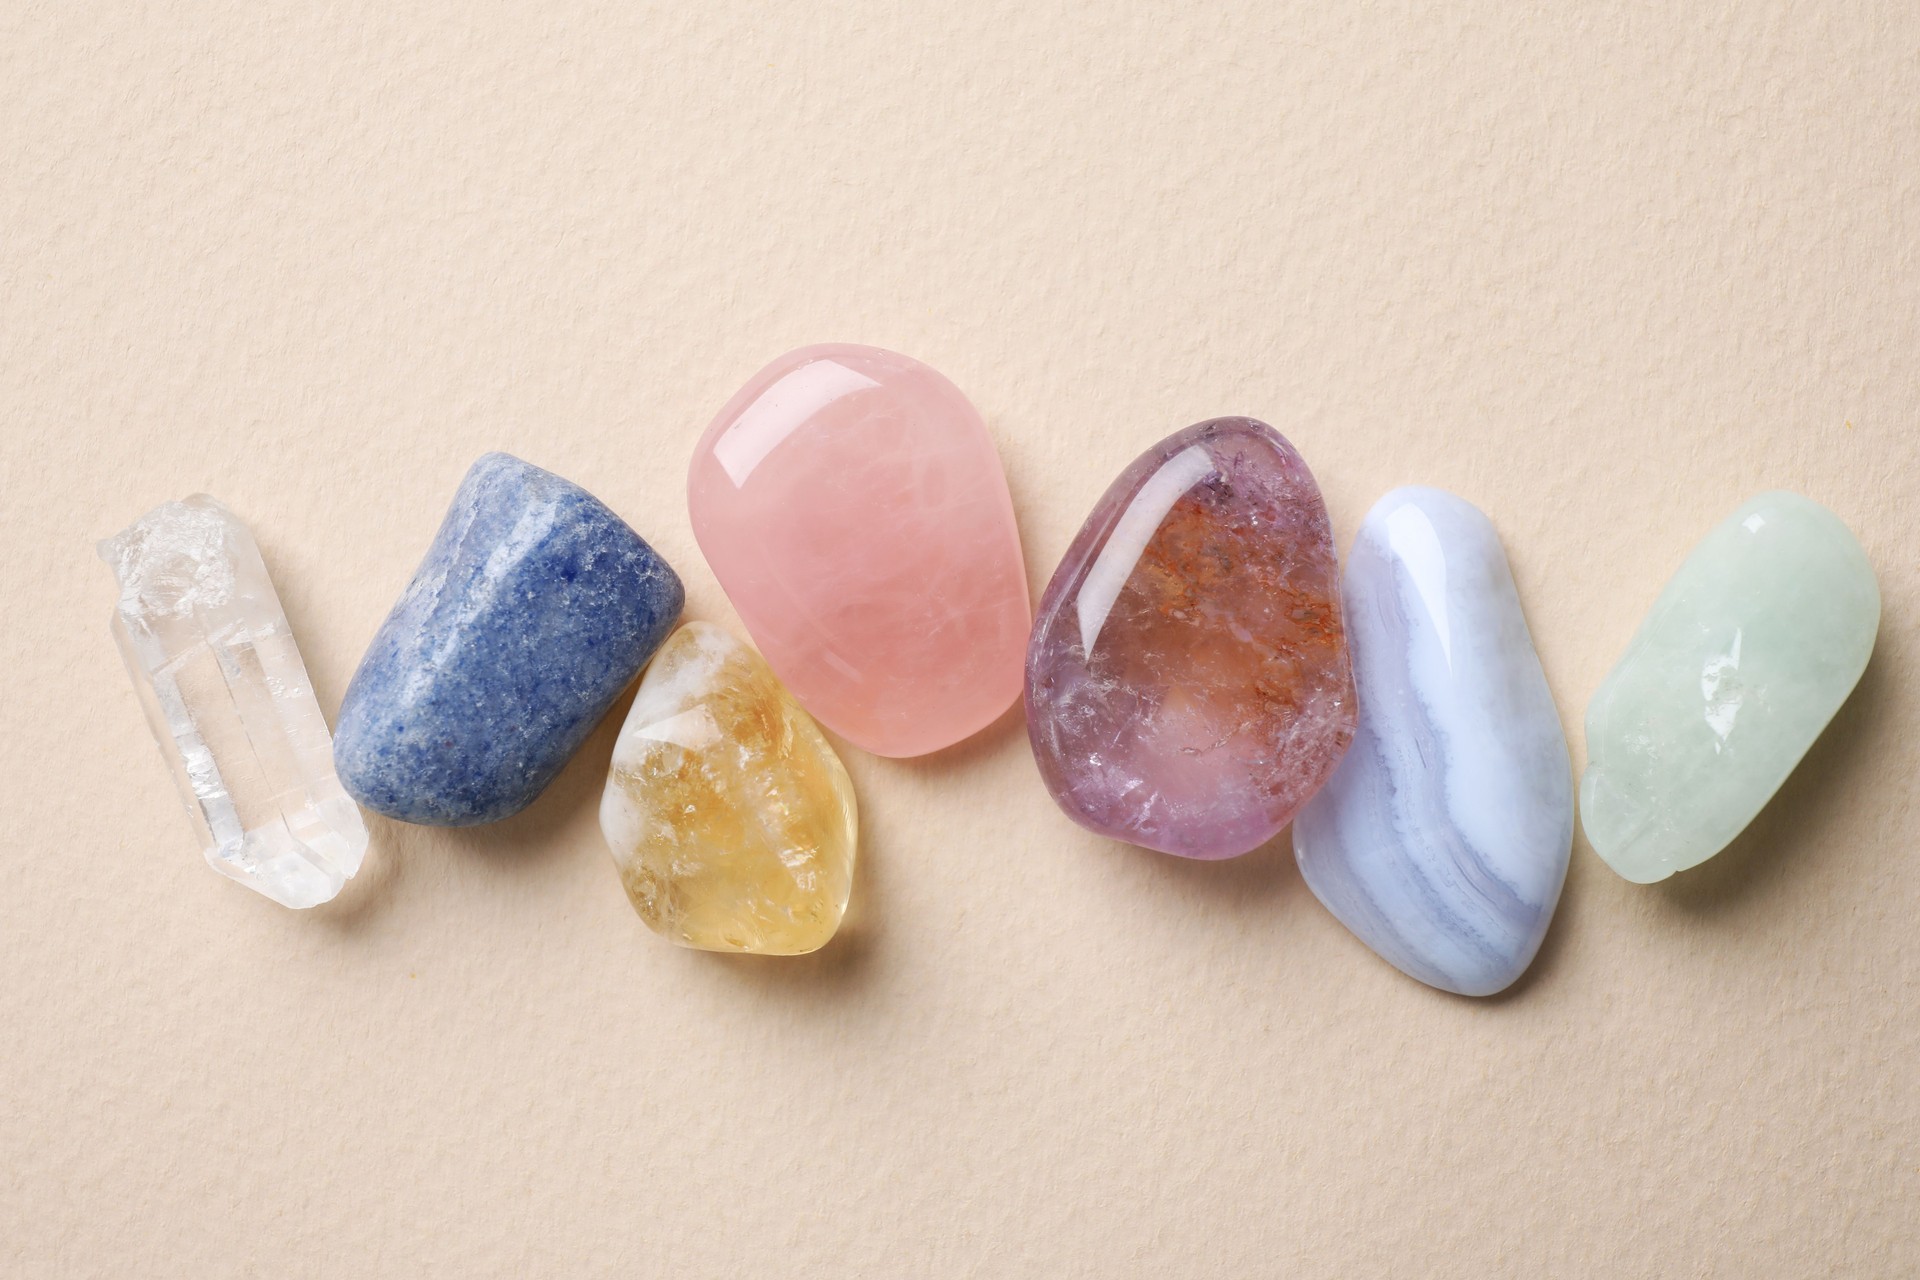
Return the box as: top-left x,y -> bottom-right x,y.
1581,491 -> 1879,883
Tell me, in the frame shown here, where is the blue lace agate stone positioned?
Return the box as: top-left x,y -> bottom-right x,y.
1293,487 -> 1572,997
334,453 -> 683,826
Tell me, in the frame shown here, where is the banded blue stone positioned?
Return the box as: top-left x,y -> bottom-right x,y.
1294,487 -> 1573,997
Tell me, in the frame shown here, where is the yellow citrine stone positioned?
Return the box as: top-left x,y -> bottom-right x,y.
599,621 -> 857,955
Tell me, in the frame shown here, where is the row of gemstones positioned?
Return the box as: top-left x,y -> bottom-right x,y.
101,343 -> 1880,996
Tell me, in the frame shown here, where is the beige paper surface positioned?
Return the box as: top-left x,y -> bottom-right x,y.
3,3 -> 1916,1274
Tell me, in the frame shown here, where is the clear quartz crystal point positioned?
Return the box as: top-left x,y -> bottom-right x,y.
100,495 -> 368,908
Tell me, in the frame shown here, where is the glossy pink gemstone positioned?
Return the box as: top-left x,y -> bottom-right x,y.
688,344 -> 1031,758
1025,417 -> 1355,859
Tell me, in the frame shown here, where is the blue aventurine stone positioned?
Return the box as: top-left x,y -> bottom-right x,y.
334,453 -> 684,825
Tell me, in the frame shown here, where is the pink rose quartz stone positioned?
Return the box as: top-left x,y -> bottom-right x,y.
688,344 -> 1031,758
1025,417 -> 1355,859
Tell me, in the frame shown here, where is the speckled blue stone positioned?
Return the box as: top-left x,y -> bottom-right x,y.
333,453 -> 684,826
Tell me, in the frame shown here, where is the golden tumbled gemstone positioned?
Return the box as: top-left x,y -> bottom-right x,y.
599,621 -> 857,955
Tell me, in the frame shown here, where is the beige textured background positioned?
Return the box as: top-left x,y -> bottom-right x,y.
4,2 -> 1917,1275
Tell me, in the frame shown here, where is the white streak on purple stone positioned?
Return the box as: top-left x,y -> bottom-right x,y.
1076,445 -> 1216,652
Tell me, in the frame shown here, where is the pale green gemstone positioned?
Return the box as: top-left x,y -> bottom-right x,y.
1581,492 -> 1879,883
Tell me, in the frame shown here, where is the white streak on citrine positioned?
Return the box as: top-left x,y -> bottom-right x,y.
634,705 -> 723,752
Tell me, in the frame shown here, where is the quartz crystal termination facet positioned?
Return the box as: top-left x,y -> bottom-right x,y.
1025,417 -> 1355,859
100,496 -> 368,908
601,622 -> 857,955
1582,491 -> 1879,883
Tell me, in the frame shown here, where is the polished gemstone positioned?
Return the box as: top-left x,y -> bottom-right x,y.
101,496 -> 368,908
1025,417 -> 1354,859
600,623 -> 857,955
687,344 -> 1030,758
1582,491 -> 1879,882
1294,488 -> 1572,996
335,453 -> 683,826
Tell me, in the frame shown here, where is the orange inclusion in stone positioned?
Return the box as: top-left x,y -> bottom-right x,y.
1025,417 -> 1355,859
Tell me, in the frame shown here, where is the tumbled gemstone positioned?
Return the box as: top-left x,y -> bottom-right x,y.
601,622 -> 857,955
1025,417 -> 1354,859
100,496 -> 368,908
687,344 -> 1030,758
1294,488 -> 1572,996
334,453 -> 684,826
1582,491 -> 1878,882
